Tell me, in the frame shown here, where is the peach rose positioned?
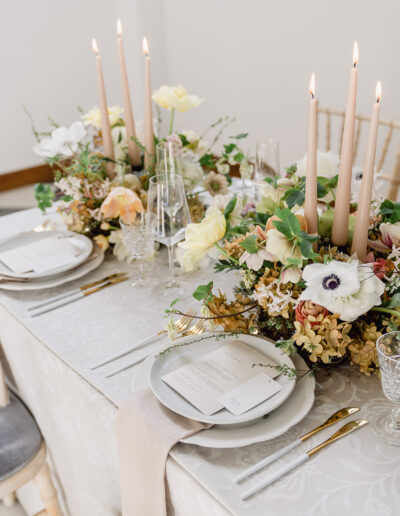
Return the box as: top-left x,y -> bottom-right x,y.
295,300 -> 329,326
100,187 -> 143,224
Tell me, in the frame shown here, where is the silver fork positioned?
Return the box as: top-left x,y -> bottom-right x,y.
105,317 -> 206,378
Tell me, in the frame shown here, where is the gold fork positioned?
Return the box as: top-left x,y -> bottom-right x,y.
92,309 -> 196,370
105,315 -> 206,378
179,319 -> 206,338
157,308 -> 196,335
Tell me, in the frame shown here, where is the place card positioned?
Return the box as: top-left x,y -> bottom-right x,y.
162,340 -> 279,416
0,236 -> 79,274
218,373 -> 282,415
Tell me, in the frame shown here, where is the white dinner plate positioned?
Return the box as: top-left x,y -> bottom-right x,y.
133,348 -> 315,448
0,249 -> 104,291
148,334 -> 296,425
0,231 -> 93,279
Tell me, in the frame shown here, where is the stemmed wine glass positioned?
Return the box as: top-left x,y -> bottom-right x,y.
120,212 -> 156,288
371,331 -> 400,445
147,173 -> 190,296
255,138 -> 280,200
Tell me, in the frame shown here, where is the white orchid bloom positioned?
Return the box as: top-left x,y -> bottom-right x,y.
34,121 -> 86,158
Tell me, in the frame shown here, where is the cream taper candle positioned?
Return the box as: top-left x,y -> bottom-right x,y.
351,81 -> 382,261
332,42 -> 359,245
304,73 -> 318,236
143,37 -> 154,171
92,38 -> 115,179
117,20 -> 141,168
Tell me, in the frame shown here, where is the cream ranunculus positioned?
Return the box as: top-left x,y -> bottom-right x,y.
296,150 -> 339,179
180,130 -> 208,156
152,85 -> 203,112
265,228 -> 303,265
178,206 -> 226,271
82,106 -> 124,128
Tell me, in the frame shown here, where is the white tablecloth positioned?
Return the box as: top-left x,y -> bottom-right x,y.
0,207 -> 399,516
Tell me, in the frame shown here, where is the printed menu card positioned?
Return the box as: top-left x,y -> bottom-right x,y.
0,236 -> 80,274
162,340 -> 283,416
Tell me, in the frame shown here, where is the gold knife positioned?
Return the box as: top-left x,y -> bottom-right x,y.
30,276 -> 129,317
241,420 -> 368,500
28,273 -> 128,311
236,407 -> 360,482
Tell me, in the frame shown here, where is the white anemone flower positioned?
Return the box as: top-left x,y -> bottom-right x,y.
299,261 -> 385,322
34,121 -> 86,158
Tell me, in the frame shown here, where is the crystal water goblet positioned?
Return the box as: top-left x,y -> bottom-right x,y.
372,331 -> 400,445
120,213 -> 156,288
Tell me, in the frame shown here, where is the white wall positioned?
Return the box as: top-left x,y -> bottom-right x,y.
0,0 -> 167,174
162,0 -> 400,169
1,0 -> 400,174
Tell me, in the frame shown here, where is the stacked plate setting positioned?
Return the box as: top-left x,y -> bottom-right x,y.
0,230 -> 104,291
133,333 -> 316,448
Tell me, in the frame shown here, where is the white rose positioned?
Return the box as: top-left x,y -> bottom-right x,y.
296,151 -> 339,179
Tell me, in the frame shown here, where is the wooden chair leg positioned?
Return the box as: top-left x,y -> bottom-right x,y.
2,492 -> 16,506
34,462 -> 63,516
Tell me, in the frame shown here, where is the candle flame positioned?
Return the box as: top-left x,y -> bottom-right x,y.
92,38 -> 99,55
376,81 -> 382,103
309,73 -> 315,98
353,41 -> 359,66
117,19 -> 122,37
142,37 -> 149,56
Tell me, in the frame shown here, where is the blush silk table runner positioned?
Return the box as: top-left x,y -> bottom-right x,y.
0,207 -> 399,516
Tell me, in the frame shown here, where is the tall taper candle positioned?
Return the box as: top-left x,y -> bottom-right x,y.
332,42 -> 359,245
117,20 -> 141,167
351,81 -> 382,261
304,73 -> 318,236
143,37 -> 154,171
92,38 -> 115,179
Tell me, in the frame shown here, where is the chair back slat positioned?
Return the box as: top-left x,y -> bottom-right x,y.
378,124 -> 394,173
325,111 -> 331,152
318,106 -> 400,201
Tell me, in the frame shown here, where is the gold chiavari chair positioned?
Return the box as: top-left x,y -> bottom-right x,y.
318,106 -> 400,201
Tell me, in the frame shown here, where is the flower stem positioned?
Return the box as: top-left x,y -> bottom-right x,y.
214,242 -> 239,264
371,307 -> 400,318
169,108 -> 175,135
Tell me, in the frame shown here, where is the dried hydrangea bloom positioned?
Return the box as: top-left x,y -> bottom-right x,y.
207,293 -> 257,333
293,314 -> 352,364
348,322 -> 381,375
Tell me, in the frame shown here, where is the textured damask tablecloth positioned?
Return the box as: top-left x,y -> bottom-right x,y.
0,207 -> 399,516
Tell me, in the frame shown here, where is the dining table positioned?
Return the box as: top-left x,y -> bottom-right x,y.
0,206 -> 399,516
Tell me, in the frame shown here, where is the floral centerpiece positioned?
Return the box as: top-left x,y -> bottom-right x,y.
30,85 -> 252,259
174,151 -> 397,376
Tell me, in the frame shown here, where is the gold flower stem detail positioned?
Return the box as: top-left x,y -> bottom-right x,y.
171,304 -> 258,321
169,108 -> 175,135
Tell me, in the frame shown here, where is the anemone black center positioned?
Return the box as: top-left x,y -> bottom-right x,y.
322,273 -> 341,290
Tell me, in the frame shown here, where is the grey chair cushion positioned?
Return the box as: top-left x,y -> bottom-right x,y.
0,392 -> 42,481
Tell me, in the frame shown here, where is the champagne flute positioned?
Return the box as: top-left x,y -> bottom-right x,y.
147,173 -> 190,296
